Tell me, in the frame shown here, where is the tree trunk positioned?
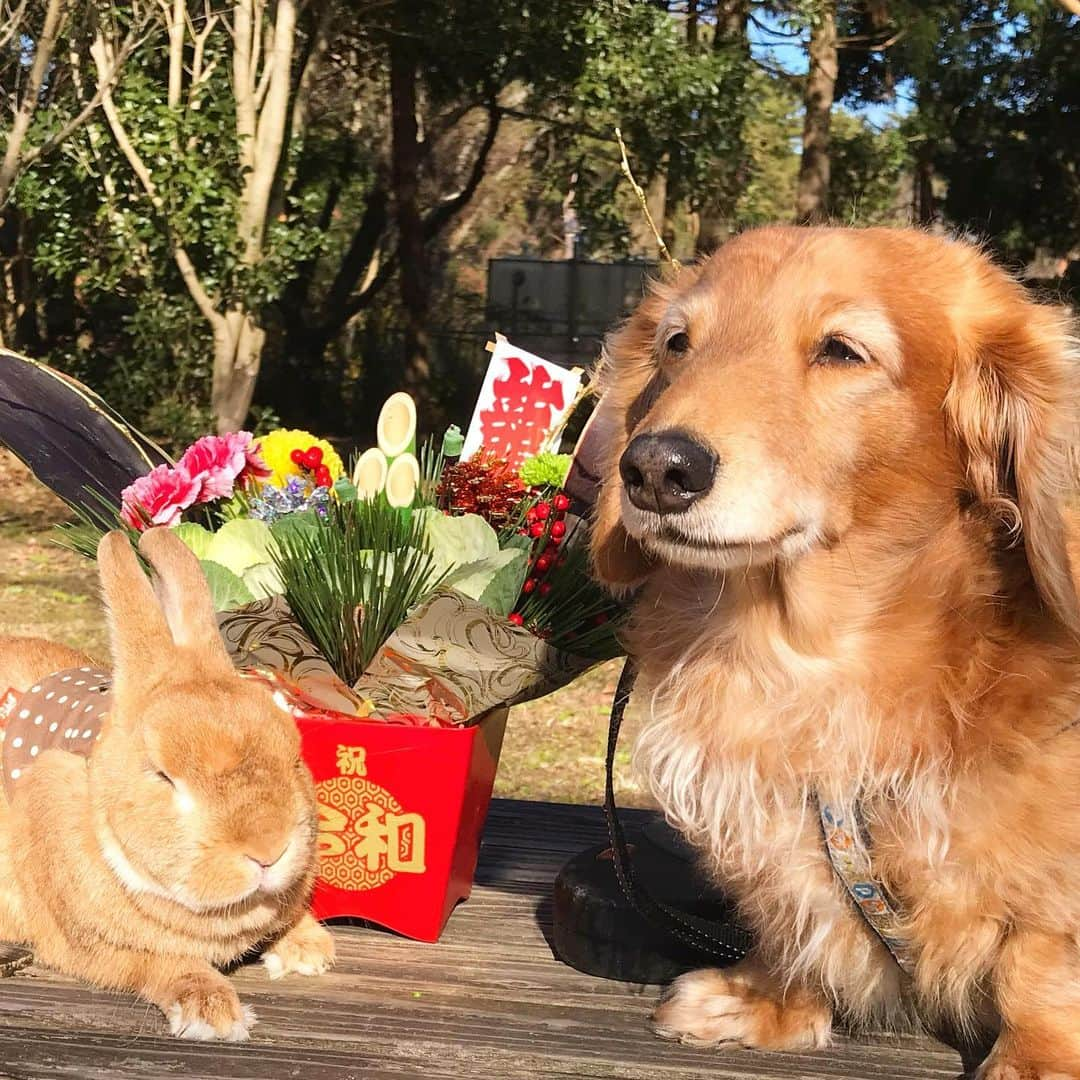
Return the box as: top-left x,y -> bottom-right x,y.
716,0 -> 748,42
211,311 -> 265,433
0,0 -> 68,208
0,212 -> 21,347
795,2 -> 838,225
389,33 -> 431,399
914,150 -> 936,226
696,0 -> 750,253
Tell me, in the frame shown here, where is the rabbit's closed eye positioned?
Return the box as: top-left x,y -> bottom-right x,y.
146,762 -> 175,788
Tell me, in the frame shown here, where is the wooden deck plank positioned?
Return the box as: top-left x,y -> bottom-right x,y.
0,799 -> 968,1079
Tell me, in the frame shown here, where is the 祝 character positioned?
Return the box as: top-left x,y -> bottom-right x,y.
335,745 -> 367,777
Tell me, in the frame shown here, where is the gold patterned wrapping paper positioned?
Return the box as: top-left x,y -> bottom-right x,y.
353,590 -> 596,724
218,589 -> 598,726
217,597 -> 367,715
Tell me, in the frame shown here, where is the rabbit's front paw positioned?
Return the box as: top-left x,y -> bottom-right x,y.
263,913 -> 335,980
164,970 -> 255,1042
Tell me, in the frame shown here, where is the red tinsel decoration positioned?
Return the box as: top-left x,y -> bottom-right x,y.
437,452 -> 527,528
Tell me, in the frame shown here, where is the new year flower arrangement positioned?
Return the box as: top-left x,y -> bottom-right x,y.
25,337 -> 615,941
63,348 -> 620,726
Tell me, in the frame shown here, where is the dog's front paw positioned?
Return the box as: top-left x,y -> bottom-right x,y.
977,1031 -> 1080,1080
164,970 -> 254,1042
978,1055 -> 1075,1080
263,913 -> 335,980
978,1064 -> 1074,1080
651,965 -> 832,1051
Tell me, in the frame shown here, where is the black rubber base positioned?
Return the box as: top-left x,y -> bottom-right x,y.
551,817 -> 740,984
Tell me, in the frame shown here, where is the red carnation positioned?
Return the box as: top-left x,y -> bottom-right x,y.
120,465 -> 202,530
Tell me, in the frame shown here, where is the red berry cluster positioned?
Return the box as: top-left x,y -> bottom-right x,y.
289,445 -> 333,488
438,453 -> 525,528
508,491 -> 572,626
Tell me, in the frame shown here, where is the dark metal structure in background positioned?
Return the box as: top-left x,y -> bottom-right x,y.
332,253 -> 660,435
485,254 -> 659,369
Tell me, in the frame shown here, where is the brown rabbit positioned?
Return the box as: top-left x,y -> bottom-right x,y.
0,527 -> 333,1040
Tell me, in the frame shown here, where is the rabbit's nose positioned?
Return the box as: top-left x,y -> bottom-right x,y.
245,841 -> 289,871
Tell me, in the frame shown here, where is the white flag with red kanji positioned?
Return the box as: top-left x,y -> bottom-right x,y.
462,337 -> 582,467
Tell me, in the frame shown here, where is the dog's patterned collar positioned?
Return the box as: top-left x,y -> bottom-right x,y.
816,792 -> 916,976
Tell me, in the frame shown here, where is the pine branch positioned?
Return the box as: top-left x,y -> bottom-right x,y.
271,498 -> 444,683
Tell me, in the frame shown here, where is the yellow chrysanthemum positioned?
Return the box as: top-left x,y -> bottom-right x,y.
253,429 -> 345,488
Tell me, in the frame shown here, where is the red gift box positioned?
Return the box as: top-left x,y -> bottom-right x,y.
297,705 -> 508,942
243,657 -> 512,943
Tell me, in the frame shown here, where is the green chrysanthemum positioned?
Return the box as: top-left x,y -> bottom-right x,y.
519,452 -> 572,489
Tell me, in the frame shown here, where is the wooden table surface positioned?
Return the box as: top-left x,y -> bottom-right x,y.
0,798 -> 971,1079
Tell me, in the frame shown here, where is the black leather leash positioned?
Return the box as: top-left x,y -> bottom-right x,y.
603,656 -> 753,964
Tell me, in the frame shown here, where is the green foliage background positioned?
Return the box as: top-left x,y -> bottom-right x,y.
0,0 -> 1075,447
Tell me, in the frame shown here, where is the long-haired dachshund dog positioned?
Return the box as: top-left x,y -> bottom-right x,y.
590,226 -> 1080,1077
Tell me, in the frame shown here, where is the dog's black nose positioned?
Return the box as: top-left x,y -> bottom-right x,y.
619,432 -> 718,515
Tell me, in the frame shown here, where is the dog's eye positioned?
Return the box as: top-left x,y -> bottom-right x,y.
816,335 -> 866,366
665,331 -> 690,357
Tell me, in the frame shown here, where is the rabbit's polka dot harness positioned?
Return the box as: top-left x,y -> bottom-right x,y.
0,667 -> 111,801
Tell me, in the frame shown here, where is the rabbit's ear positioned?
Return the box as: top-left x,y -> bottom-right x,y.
97,531 -> 176,677
137,528 -> 234,668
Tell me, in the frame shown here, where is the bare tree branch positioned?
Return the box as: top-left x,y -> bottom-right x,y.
239,0 -> 295,262
13,23 -> 146,189
90,27 -> 223,330
233,0 -> 257,175
318,177 -> 389,325
253,10 -> 276,113
422,99 -> 502,241
162,0 -> 184,108
0,0 -> 30,51
837,28 -> 907,50
186,1 -> 218,127
749,56 -> 800,80
288,0 -> 331,141
0,0 -> 70,206
339,250 -> 397,322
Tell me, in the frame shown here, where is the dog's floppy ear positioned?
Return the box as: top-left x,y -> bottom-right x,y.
585,274 -> 690,591
945,278 -> 1080,635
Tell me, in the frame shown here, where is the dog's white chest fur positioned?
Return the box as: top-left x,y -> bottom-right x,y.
633,661 -> 930,1023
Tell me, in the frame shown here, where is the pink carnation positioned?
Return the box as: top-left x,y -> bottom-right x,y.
239,433 -> 272,482
120,465 -> 202,531
179,431 -> 270,502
